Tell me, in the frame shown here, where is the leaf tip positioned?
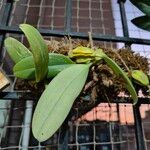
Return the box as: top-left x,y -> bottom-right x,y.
133,98 -> 138,105
19,23 -> 34,31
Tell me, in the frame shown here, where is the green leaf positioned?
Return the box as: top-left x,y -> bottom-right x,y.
48,53 -> 74,65
13,56 -> 35,79
20,24 -> 49,82
13,53 -> 74,79
47,64 -> 75,78
76,57 -> 93,63
131,70 -> 149,86
130,0 -> 150,15
32,64 -> 90,142
103,55 -> 138,104
131,16 -> 150,31
4,37 -> 32,63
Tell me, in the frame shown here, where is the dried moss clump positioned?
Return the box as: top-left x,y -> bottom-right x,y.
47,39 -> 149,103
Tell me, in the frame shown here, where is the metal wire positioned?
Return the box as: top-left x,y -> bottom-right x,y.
0,0 -> 150,150
0,103 -> 149,149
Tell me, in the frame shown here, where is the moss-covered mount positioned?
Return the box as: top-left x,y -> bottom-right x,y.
4,24 -> 149,142
47,39 -> 149,101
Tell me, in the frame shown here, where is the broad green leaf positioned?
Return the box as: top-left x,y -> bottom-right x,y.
14,61 -> 75,79
32,64 -> 90,142
131,16 -> 150,31
20,24 -> 49,82
103,55 -> 138,105
48,53 -> 74,65
130,0 -> 150,6
4,37 -> 31,63
47,64 -> 75,77
13,53 -> 74,79
130,0 -> 150,15
131,70 -> 149,86
13,56 -> 35,79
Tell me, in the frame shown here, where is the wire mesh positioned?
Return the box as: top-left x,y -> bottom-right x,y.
0,103 -> 139,150
0,0 -> 150,150
140,105 -> 150,150
111,0 -> 150,57
9,0 -> 66,30
1,103 -> 149,150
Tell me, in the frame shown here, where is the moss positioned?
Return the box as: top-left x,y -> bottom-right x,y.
15,39 -> 149,105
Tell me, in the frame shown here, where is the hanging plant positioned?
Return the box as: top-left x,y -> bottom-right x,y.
4,24 -> 150,142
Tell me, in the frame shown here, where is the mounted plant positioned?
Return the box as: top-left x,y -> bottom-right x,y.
4,24 -> 150,142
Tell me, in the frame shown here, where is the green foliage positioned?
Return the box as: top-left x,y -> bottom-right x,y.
20,24 -> 49,82
69,46 -> 94,57
13,54 -> 74,79
48,53 -> 74,65
130,0 -> 150,15
32,64 -> 90,142
132,16 -> 150,31
4,37 -> 31,63
5,24 -> 148,143
70,47 -> 138,104
131,70 -> 149,86
68,47 -> 104,63
13,56 -> 35,79
102,55 -> 138,104
47,64 -> 75,78
130,0 -> 150,31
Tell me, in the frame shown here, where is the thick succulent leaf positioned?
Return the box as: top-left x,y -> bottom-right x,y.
14,63 -> 73,79
20,24 -> 49,82
47,64 -> 75,78
130,0 -> 150,15
4,37 -> 31,63
13,56 -> 35,79
14,68 -> 35,79
103,55 -> 138,104
47,53 -> 74,77
13,54 -> 74,79
131,70 -> 149,86
32,64 -> 90,142
131,16 -> 150,31
48,53 -> 74,65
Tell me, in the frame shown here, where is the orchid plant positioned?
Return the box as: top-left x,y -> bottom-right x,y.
4,24 -> 149,142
